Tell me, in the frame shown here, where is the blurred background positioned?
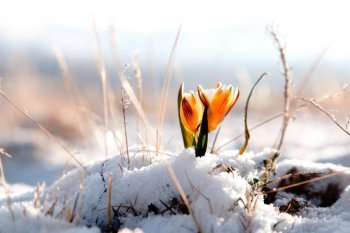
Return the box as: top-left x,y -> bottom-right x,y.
0,0 -> 349,188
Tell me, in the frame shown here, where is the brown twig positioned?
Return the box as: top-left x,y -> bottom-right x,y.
267,26 -> 292,153
159,200 -> 176,215
239,72 -> 269,155
247,193 -> 260,233
265,168 -> 350,193
264,173 -> 295,185
107,173 -> 113,228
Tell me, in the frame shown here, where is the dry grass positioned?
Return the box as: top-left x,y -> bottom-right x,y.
0,21 -> 349,233
300,97 -> 350,136
121,87 -> 131,167
118,68 -> 155,139
238,72 -> 269,155
267,25 -> 292,153
157,25 -> 182,151
107,173 -> 113,228
93,21 -> 111,157
132,51 -> 143,145
0,91 -> 87,171
164,163 -> 203,233
265,168 -> 350,194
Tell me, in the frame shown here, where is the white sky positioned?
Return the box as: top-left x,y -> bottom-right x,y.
0,0 -> 350,65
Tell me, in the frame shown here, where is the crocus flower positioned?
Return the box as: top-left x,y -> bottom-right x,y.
179,86 -> 204,134
197,82 -> 240,132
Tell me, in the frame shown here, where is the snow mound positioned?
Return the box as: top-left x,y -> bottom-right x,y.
2,147 -> 350,233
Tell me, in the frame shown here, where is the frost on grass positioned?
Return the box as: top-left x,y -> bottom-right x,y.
1,147 -> 350,233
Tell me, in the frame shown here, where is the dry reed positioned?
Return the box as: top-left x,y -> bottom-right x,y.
93,21 -> 110,157
157,26 -> 182,151
239,72 -> 269,155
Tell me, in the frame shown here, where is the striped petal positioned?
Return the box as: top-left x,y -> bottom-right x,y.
179,91 -> 204,133
197,83 -> 240,132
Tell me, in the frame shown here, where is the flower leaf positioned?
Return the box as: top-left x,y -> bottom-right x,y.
195,106 -> 208,157
178,83 -> 195,148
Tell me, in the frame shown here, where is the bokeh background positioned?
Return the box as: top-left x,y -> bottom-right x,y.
0,0 -> 349,189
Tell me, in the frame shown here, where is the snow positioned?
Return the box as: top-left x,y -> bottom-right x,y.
2,143 -> 350,233
1,114 -> 350,233
0,202 -> 99,233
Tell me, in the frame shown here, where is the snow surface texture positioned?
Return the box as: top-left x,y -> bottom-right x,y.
0,202 -> 99,233
2,147 -> 350,233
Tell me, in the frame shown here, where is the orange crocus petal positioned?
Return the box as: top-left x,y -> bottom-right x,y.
208,86 -> 239,131
197,83 -> 240,132
225,87 -> 240,116
197,85 -> 209,107
180,92 -> 204,133
197,82 -> 222,107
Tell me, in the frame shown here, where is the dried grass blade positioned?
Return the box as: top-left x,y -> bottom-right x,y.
157,25 -> 182,150
119,72 -> 155,138
164,163 -> 203,233
93,21 -> 110,156
238,72 -> 269,155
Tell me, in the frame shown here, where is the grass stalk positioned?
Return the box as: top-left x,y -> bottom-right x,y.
132,51 -> 143,146
0,91 -> 87,172
267,26 -> 291,152
164,163 -> 203,233
53,48 -> 89,148
210,127 -> 221,154
157,25 -> 182,152
300,97 -> 350,136
93,21 -> 110,157
107,173 -> 113,228
121,87 -> 130,167
265,168 -> 350,193
238,72 -> 269,155
119,68 -> 155,138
